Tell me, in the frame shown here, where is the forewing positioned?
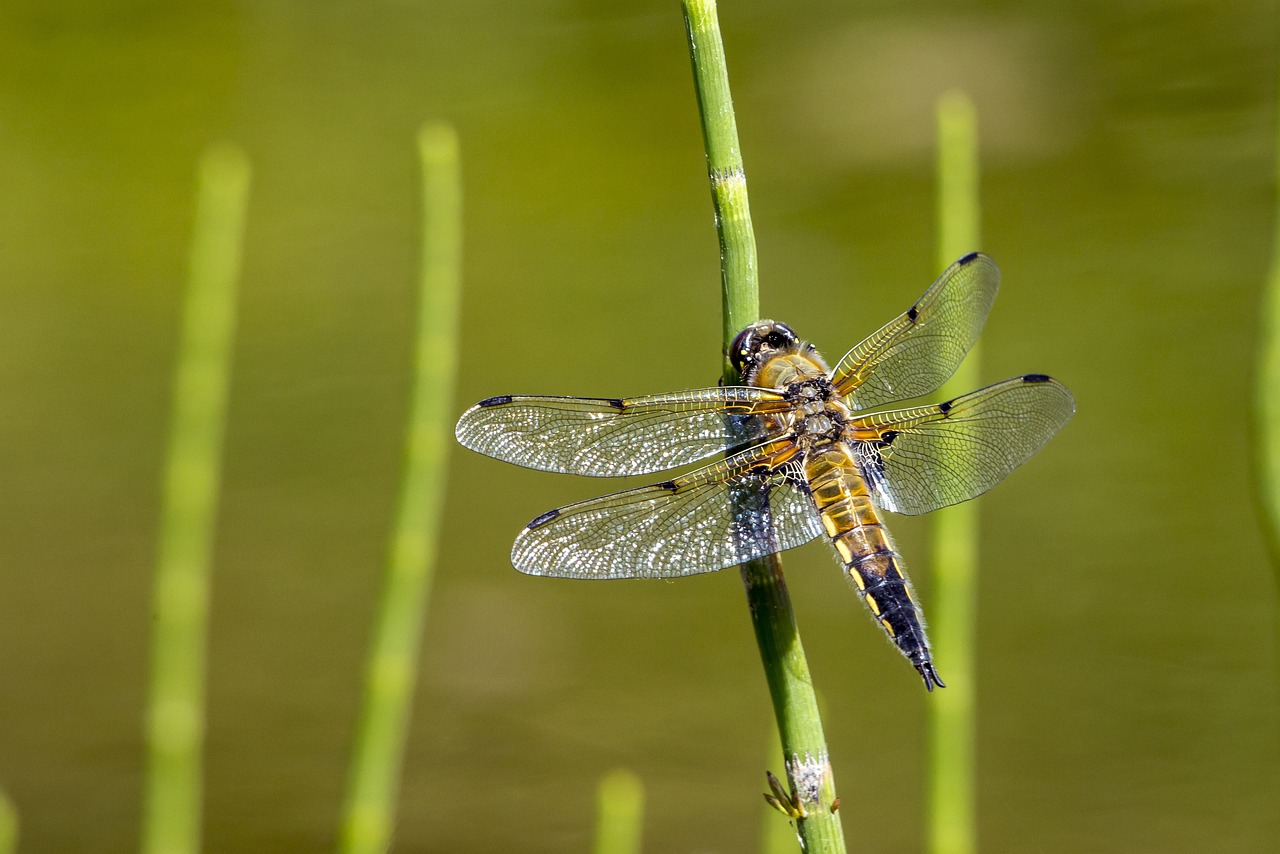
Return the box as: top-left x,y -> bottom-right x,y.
455,387 -> 788,477
831,252 -> 1000,409
511,440 -> 824,579
849,374 -> 1074,515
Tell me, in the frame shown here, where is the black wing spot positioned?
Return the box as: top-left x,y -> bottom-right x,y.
478,395 -> 513,407
606,398 -> 625,409
1022,373 -> 1051,384
907,305 -> 920,322
958,251 -> 979,265
656,480 -> 679,492
880,429 -> 900,445
938,399 -> 953,415
527,508 -> 560,529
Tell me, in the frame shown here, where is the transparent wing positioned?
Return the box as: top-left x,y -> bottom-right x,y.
511,439 -> 824,579
848,374 -> 1074,516
831,252 -> 1000,409
455,387 -> 789,477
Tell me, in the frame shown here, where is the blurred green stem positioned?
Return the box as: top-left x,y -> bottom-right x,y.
0,790 -> 17,854
682,2 -> 846,850
928,91 -> 981,854
339,124 -> 463,854
1258,99 -> 1280,587
143,144 -> 251,854
1259,69 -> 1280,832
593,769 -> 645,854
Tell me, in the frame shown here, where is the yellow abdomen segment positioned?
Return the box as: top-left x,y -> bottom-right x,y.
806,446 -> 944,689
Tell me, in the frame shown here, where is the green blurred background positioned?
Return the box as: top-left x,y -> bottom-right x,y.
1,1 -> 1277,851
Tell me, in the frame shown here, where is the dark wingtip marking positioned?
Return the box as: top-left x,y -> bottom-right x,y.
527,508 -> 560,529
478,395 -> 513,407
1022,373 -> 1052,384
958,251 -> 980,265
917,662 -> 946,691
656,480 -> 679,492
938,399 -> 953,415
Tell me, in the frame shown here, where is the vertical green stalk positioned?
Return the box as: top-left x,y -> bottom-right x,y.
1257,88 -> 1280,588
143,144 -> 250,854
927,91 -> 980,854
593,769 -> 645,854
682,2 -> 846,850
338,123 -> 463,854
1256,74 -> 1280,755
681,0 -> 759,353
0,790 -> 17,854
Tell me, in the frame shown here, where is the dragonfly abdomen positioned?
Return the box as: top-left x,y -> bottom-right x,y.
806,448 -> 945,691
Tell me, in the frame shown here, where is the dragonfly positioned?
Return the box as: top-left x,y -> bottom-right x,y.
455,252 -> 1074,690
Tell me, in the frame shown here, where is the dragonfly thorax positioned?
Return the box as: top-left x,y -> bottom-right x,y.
782,376 -> 849,447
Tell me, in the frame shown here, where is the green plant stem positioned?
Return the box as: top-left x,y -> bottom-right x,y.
681,0 -> 759,354
143,143 -> 250,854
0,790 -> 17,854
1257,74 -> 1280,753
339,124 -> 463,854
682,2 -> 845,850
593,769 -> 645,854
928,91 -> 980,854
1258,92 -> 1280,585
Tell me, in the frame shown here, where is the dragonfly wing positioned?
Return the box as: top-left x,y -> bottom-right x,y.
455,387 -> 788,477
849,374 -> 1074,516
831,252 -> 1000,409
511,439 -> 824,579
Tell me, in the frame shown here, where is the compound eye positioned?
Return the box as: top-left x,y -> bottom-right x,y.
769,323 -> 800,349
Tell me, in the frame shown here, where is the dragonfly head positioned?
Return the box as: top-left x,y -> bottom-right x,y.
730,320 -> 800,384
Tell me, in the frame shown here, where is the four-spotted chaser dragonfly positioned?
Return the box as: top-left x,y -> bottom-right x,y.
456,252 -> 1074,689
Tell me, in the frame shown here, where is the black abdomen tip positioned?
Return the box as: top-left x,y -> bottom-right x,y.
916,661 -> 946,691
